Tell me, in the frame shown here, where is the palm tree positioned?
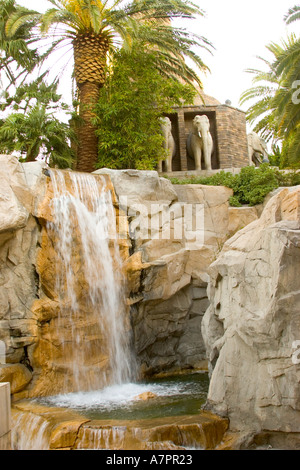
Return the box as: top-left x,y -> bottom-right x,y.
5,0 -> 212,173
0,107 -> 74,166
0,0 -> 40,88
240,4 -> 300,168
239,50 -> 280,144
284,5 -> 300,24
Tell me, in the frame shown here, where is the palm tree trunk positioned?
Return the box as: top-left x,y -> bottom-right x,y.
73,33 -> 109,173
76,81 -> 100,173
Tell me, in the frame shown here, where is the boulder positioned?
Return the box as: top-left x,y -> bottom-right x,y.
93,169 -> 178,207
202,187 -> 300,448
0,156 -> 29,245
0,363 -> 32,394
0,159 -> 261,397
134,391 -> 157,401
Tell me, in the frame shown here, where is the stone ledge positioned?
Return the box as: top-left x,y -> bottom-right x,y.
0,382 -> 11,450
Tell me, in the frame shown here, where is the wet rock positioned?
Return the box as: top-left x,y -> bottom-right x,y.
134,391 -> 157,401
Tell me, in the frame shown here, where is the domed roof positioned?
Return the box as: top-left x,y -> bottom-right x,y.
193,89 -> 221,106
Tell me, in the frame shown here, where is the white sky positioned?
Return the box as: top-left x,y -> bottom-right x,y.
17,0 -> 299,111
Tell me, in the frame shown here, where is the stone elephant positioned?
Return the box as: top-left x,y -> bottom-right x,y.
187,115 -> 213,171
158,117 -> 176,173
247,132 -> 269,166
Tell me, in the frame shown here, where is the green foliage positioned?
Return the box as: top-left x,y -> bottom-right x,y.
167,164 -> 300,206
268,143 -> 282,166
240,5 -> 300,168
0,79 -> 75,168
3,0 -> 212,171
95,46 -> 196,170
229,165 -> 280,206
6,0 -> 212,91
0,0 -> 40,88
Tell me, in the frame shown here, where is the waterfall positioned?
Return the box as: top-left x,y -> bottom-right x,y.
46,170 -> 136,393
11,411 -> 50,450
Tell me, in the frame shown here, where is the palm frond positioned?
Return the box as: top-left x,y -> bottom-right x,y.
284,5 -> 300,24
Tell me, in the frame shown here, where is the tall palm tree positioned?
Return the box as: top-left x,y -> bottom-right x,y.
239,52 -> 280,143
5,0 -> 212,173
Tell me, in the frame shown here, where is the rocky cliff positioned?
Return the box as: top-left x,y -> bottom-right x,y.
0,158 -> 258,398
202,186 -> 300,449
94,169 -> 258,377
1,155 -> 299,448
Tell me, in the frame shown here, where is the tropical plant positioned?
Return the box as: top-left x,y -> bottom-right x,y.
0,0 -> 37,87
167,164 -> 300,206
285,5 -> 300,24
5,0 -> 212,173
240,6 -> 300,168
0,0 -> 58,90
95,45 -> 196,170
0,79 -> 75,167
0,72 -> 69,112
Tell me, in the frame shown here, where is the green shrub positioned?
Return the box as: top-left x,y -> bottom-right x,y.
167,164 -> 300,206
231,164 -> 279,206
229,195 -> 242,207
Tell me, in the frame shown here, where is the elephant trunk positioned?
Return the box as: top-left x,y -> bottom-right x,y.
202,132 -> 211,170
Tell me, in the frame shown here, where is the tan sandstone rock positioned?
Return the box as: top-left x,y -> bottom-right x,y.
0,364 -> 32,394
134,391 -> 157,401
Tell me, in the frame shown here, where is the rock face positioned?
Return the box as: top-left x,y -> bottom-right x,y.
202,187 -> 300,448
0,159 -> 259,398
94,169 -> 259,377
0,156 -> 47,398
1,156 -> 300,448
11,401 -> 228,450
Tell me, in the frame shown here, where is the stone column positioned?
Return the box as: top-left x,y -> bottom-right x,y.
0,382 -> 11,450
177,109 -> 188,171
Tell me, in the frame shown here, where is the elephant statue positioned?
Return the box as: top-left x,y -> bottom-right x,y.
187,115 -> 213,171
158,117 -> 176,173
247,132 -> 269,166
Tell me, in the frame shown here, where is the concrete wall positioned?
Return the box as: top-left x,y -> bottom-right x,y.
0,382 -> 11,450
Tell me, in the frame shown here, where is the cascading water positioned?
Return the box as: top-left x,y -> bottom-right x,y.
46,169 -> 136,393
10,169 -> 213,451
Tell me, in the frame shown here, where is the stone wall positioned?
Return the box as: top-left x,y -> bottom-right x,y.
214,105 -> 249,169
163,104 -> 249,172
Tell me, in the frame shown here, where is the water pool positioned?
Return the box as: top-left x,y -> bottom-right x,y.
39,372 -> 209,421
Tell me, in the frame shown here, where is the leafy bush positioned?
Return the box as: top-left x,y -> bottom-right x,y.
95,46 -> 196,170
167,164 -> 300,206
230,165 -> 279,206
